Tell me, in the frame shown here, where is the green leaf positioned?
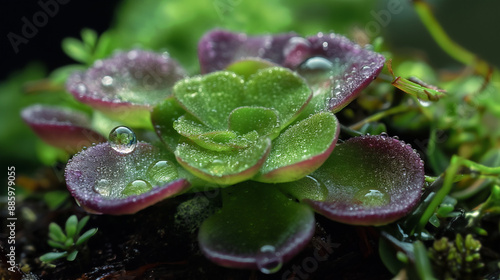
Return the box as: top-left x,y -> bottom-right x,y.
64,237 -> 74,248
245,67 -> 311,128
198,182 -> 315,271
49,222 -> 66,243
304,135 -> 425,226
174,71 -> 245,129
66,250 -> 79,261
43,191 -> 70,210
256,112 -> 339,183
175,137 -> 271,185
389,62 -> 446,101
62,37 -> 90,64
65,215 -> 78,239
174,115 -> 239,151
228,107 -> 280,138
225,59 -> 276,80
47,240 -> 66,250
151,97 -> 186,152
76,228 -> 98,246
81,28 -> 97,50
94,30 -> 113,59
76,216 -> 90,235
277,175 -> 329,201
39,251 -> 68,263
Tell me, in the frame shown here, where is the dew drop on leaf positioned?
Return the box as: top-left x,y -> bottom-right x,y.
146,160 -> 178,185
93,179 -> 111,196
101,75 -> 114,87
121,179 -> 152,196
76,83 -> 87,94
256,245 -> 283,274
297,56 -> 333,85
360,65 -> 372,78
354,189 -> 390,207
109,126 -> 137,154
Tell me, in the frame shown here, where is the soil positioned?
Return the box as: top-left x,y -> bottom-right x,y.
1,167 -> 393,280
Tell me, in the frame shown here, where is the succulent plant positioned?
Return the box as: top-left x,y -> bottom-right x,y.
22,29 -> 425,273
39,215 -> 97,263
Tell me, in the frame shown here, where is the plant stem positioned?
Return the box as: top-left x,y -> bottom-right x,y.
413,0 -> 492,76
418,155 -> 461,231
349,104 -> 408,130
418,155 -> 500,231
413,241 -> 437,280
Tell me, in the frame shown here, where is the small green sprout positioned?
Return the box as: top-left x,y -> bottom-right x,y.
429,233 -> 484,279
39,215 -> 97,263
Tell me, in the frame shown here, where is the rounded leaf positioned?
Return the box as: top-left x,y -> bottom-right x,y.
304,135 -> 424,226
255,112 -> 339,183
175,137 -> 271,185
151,97 -> 186,152
198,182 -> 315,271
245,67 -> 312,128
65,142 -> 190,215
21,105 -> 105,153
174,71 -> 245,130
298,33 -> 385,114
228,107 -> 280,138
66,50 -> 187,127
198,29 -> 299,73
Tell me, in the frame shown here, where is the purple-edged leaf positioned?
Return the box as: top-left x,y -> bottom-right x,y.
198,29 -> 298,74
225,58 -> 278,80
304,135 -> 424,226
277,176 -> 328,202
198,182 -> 315,272
175,137 -> 271,185
67,50 -> 187,127
174,71 -> 245,130
281,36 -> 312,69
255,112 -> 339,183
151,97 -> 186,152
297,33 -> 385,114
21,105 -> 105,153
65,142 -> 190,215
245,67 -> 312,128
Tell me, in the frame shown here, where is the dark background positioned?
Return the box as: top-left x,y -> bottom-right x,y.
2,0 -> 500,81
1,0 -> 120,80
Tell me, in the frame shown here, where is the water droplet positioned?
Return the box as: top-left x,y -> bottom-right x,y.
297,57 -> 333,85
109,126 -> 137,154
418,99 -> 432,107
360,65 -> 372,78
322,41 -> 329,50
93,60 -> 103,68
147,160 -> 178,185
256,245 -> 283,274
121,179 -> 152,196
207,159 -> 227,175
127,50 -> 139,60
101,75 -> 114,87
76,83 -> 87,94
354,189 -> 390,207
380,132 -> 389,137
93,179 -> 111,196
